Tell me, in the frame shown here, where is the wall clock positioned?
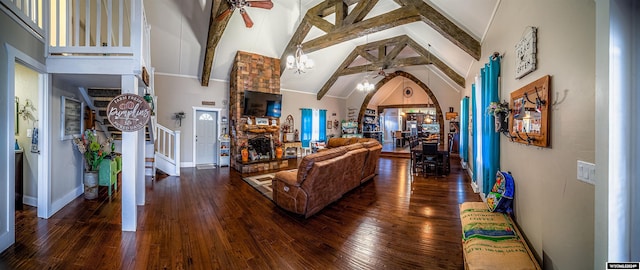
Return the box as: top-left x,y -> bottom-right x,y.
403,87 -> 413,98
515,26 -> 537,79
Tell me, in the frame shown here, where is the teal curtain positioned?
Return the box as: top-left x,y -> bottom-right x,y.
471,84 -> 478,183
319,109 -> 327,142
481,56 -> 501,194
301,108 -> 313,147
460,97 -> 469,163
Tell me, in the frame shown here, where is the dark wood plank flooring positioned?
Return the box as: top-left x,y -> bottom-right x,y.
1,156 -> 480,270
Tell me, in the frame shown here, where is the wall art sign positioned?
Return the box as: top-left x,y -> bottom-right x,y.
61,96 -> 84,140
107,93 -> 151,132
515,26 -> 537,79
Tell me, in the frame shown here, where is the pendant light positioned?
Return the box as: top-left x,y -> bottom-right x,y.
356,34 -> 375,92
286,0 -> 314,74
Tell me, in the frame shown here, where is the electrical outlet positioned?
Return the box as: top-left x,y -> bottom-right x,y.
577,160 -> 595,185
26,128 -> 32,138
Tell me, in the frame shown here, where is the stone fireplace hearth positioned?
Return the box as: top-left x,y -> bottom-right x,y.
248,135 -> 273,161
229,51 -> 294,174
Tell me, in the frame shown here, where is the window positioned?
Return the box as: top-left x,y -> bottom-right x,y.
199,113 -> 213,121
301,109 -> 327,147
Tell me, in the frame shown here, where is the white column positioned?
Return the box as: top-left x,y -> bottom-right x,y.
120,75 -> 138,231
136,124 -> 145,205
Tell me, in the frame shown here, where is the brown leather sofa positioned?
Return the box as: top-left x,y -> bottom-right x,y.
272,139 -> 382,218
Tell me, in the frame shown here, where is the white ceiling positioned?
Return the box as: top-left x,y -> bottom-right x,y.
146,0 -> 499,99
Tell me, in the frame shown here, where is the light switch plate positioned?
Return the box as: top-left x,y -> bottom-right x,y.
26,128 -> 32,138
577,160 -> 595,185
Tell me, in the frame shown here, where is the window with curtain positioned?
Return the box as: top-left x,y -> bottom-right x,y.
301,109 -> 328,147
472,56 -> 501,196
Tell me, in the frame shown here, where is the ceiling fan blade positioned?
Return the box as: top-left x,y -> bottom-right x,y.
247,0 -> 273,10
240,8 -> 254,28
215,7 -> 234,21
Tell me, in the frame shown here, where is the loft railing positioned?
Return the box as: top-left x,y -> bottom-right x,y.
0,0 -> 45,37
155,123 -> 180,176
47,0 -> 150,67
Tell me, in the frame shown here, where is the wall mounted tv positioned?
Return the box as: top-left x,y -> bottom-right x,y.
243,90 -> 282,118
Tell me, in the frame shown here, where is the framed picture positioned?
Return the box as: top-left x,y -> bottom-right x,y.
15,96 -> 19,135
255,117 -> 269,125
61,96 -> 84,140
327,121 -> 332,129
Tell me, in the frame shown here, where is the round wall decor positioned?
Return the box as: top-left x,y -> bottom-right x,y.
403,87 -> 413,98
106,94 -> 152,132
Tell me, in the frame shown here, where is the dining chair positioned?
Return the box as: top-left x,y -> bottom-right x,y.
421,143 -> 439,176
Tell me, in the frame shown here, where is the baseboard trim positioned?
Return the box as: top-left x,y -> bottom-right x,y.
49,186 -> 83,218
23,195 -> 37,207
181,162 -> 194,168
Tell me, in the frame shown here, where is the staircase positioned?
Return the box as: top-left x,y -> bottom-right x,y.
80,87 -> 181,176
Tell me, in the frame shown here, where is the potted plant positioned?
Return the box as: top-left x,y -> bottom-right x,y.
72,129 -> 114,199
486,101 -> 510,132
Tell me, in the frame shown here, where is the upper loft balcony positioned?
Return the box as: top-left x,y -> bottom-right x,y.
2,0 -> 151,76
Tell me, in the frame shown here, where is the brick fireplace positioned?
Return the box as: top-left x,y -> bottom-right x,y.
229,51 -> 292,173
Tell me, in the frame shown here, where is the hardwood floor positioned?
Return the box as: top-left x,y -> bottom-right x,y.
1,157 -> 480,270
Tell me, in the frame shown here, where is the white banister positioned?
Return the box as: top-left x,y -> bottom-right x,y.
155,123 -> 181,176
1,0 -> 45,37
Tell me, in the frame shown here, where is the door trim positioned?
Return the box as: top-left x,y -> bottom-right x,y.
3,44 -> 48,253
192,107 -> 222,166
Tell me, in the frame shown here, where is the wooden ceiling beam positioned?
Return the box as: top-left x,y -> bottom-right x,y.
301,8 -> 421,54
334,1 -> 348,27
395,0 -> 480,60
200,0 -> 231,86
316,35 -> 464,99
316,52 -> 360,100
305,11 -> 335,33
279,18 -> 314,74
343,0 -> 379,25
340,57 -> 428,76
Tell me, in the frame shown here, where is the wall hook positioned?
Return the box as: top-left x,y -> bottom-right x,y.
514,127 -> 535,145
523,86 -> 546,112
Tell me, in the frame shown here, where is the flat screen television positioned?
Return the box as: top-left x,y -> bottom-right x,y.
243,90 -> 282,118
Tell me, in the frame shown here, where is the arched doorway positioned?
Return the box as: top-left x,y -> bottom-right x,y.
357,70 -> 445,142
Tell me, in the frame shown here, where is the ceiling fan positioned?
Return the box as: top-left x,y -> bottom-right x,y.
216,0 -> 274,28
373,67 -> 391,79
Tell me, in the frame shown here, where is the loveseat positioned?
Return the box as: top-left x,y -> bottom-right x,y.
272,139 -> 382,218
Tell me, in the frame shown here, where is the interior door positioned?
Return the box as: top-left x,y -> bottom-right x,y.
195,110 -> 217,165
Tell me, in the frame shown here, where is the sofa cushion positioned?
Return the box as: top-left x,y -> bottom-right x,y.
296,147 -> 346,181
274,169 -> 299,186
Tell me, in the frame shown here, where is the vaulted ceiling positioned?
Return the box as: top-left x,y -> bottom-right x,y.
145,0 -> 498,99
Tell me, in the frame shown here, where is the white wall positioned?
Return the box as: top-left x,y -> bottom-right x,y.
154,74 -> 229,165
14,63 -> 39,204
49,76 -> 84,209
280,89 -> 347,139
462,1 -> 596,269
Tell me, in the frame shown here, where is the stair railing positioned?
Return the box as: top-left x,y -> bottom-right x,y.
155,123 -> 180,176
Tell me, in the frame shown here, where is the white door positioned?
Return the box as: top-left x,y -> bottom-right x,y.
195,110 -> 217,165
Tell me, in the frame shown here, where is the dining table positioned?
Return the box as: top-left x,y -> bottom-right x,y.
410,142 -> 450,175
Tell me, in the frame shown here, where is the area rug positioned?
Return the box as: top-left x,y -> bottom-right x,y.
241,173 -> 275,200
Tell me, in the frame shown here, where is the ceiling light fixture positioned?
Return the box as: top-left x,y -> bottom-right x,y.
286,0 -> 313,74
357,34 -> 374,92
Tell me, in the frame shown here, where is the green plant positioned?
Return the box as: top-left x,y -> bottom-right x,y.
486,101 -> 510,116
73,129 -> 114,171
